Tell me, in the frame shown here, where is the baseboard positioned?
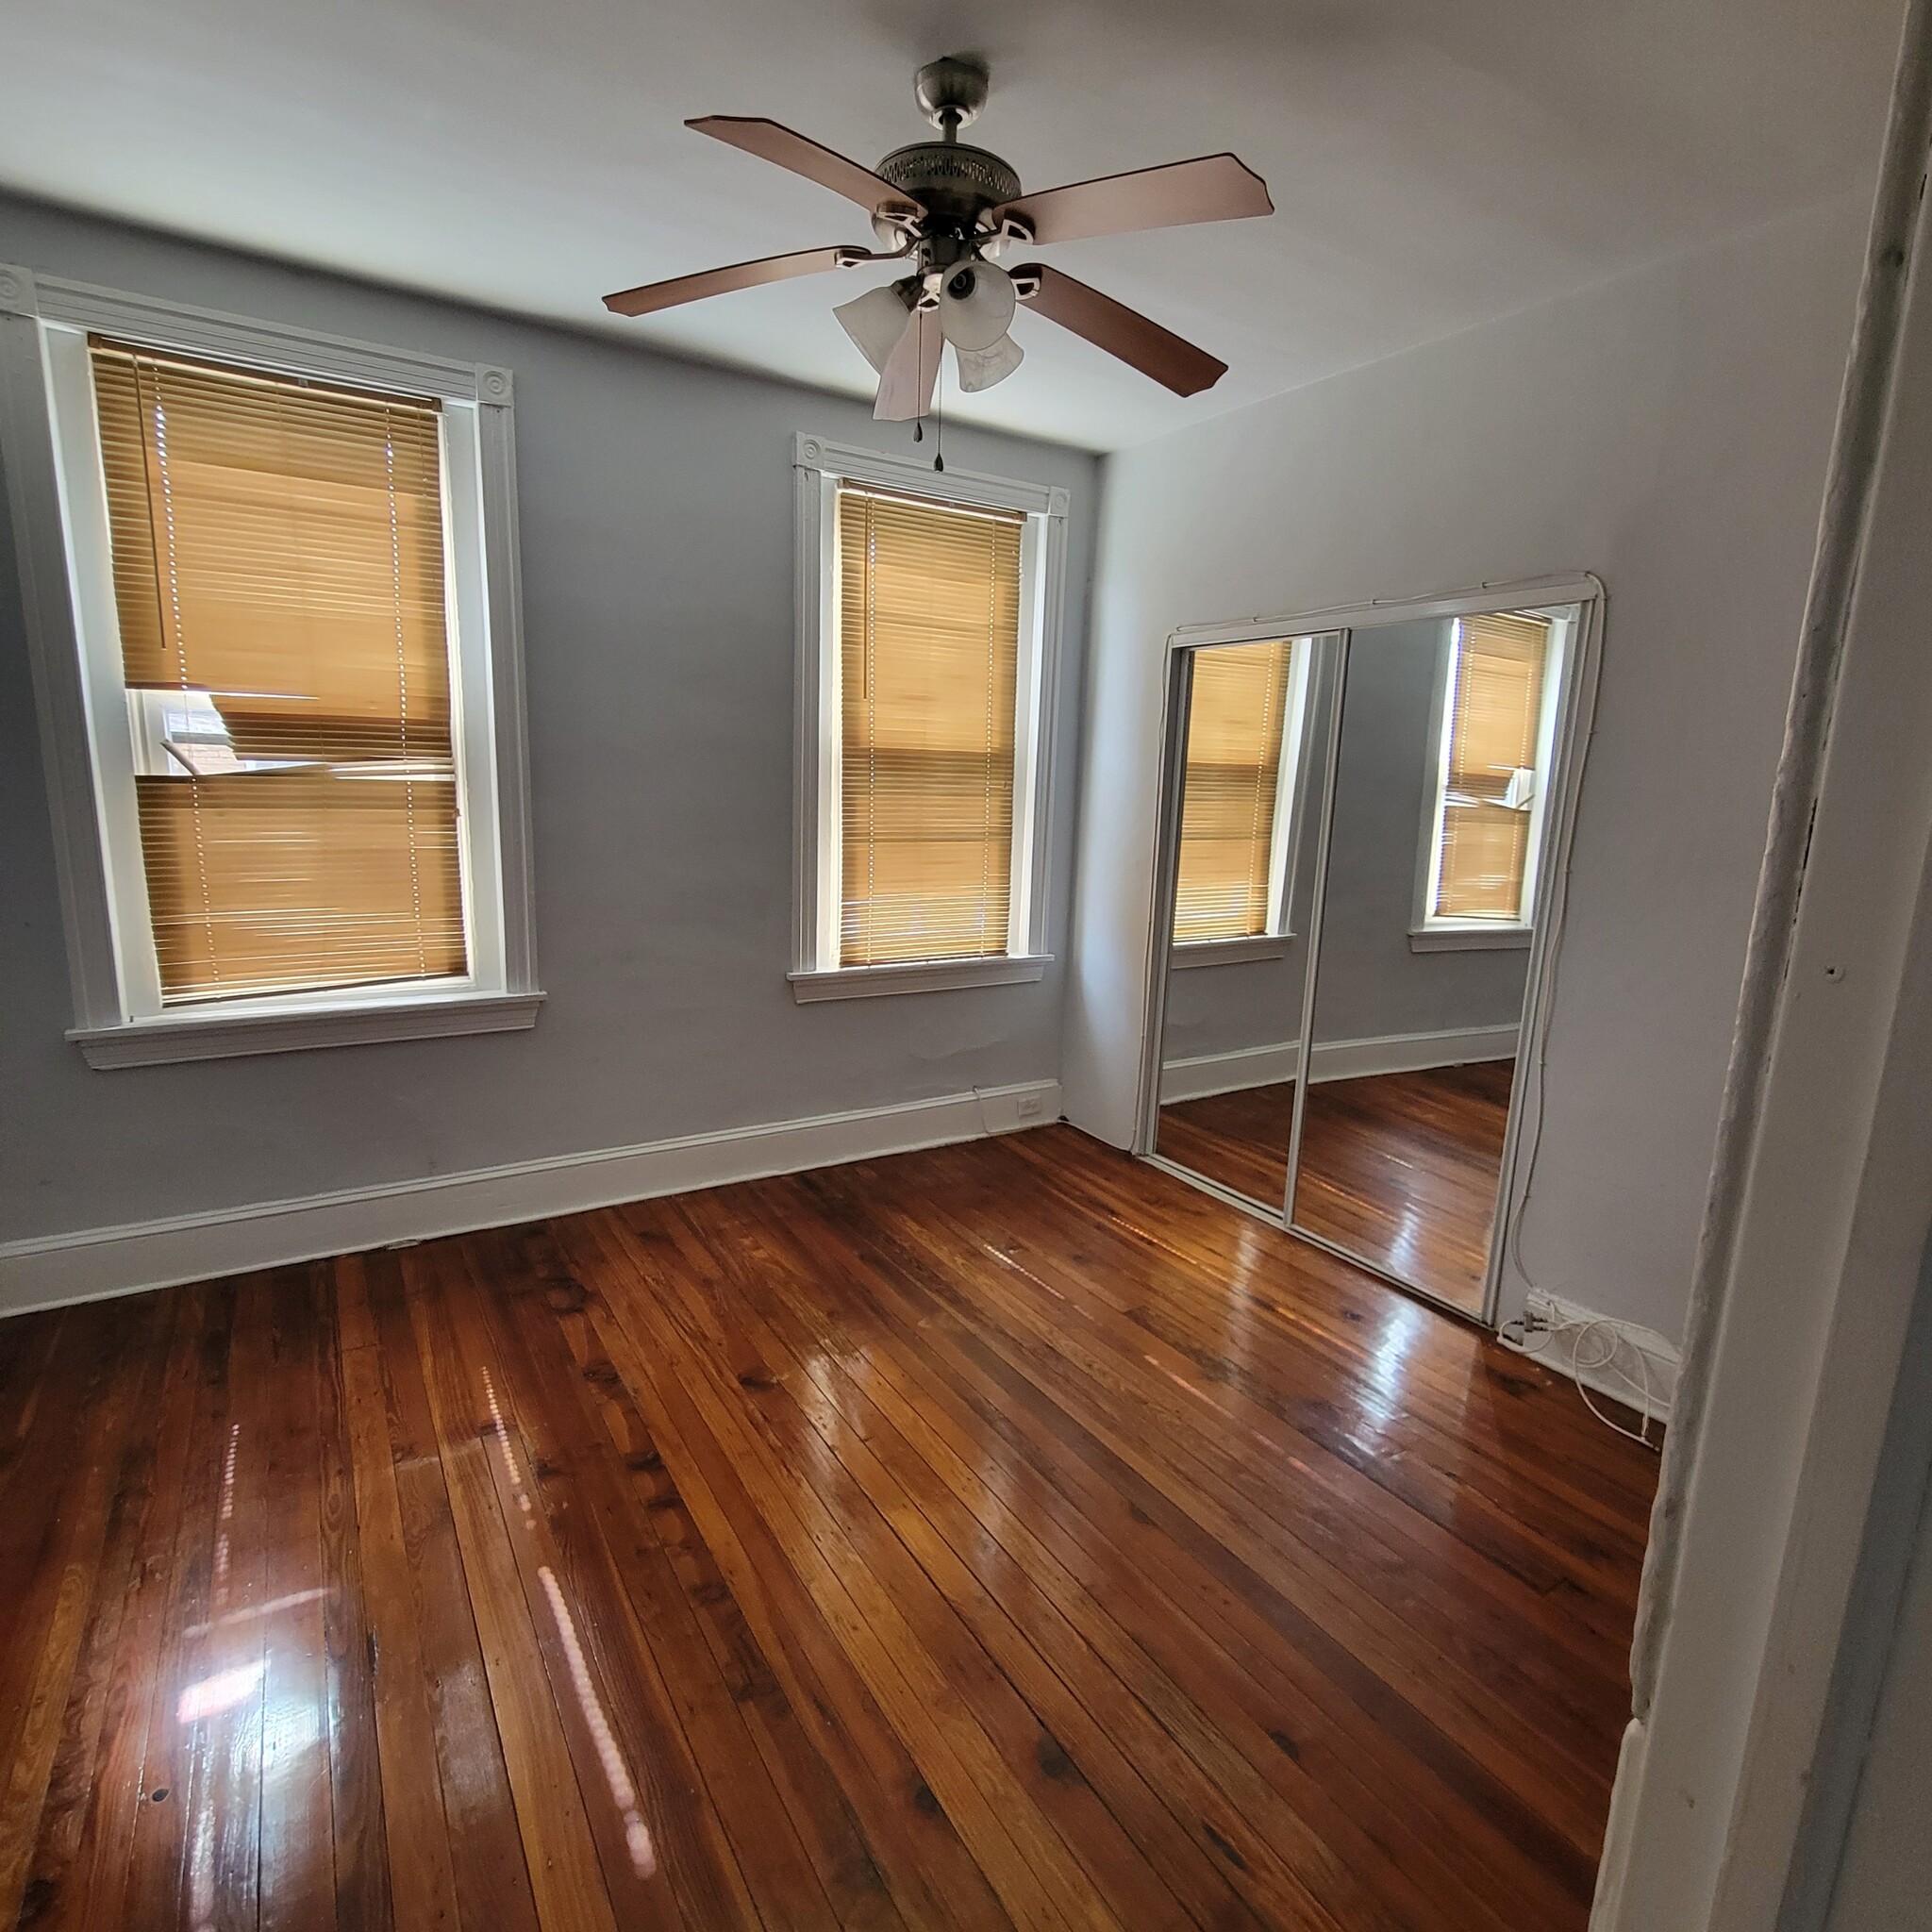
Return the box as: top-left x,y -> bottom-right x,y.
1159,1040 -> 1302,1103
1310,1024 -> 1521,1086
1159,1024 -> 1519,1103
1503,1290 -> 1682,1424
0,1078 -> 1062,1318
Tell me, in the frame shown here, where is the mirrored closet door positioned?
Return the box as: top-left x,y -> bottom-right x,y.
1141,590 -> 1594,1324
1147,631 -> 1337,1212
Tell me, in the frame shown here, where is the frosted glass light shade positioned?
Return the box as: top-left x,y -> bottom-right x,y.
834,285 -> 913,375
954,333 -> 1024,392
938,263 -> 1017,353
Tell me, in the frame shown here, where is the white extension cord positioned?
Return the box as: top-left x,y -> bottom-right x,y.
1505,1297 -> 1668,1450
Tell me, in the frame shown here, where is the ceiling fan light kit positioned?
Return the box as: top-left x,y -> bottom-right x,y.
602,55 -> 1273,423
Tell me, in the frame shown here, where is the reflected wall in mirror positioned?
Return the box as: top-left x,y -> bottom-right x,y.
1289,606 -> 1576,1313
1152,632 -> 1326,1208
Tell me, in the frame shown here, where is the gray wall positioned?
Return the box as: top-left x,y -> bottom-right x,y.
0,193 -> 1097,1244
1065,192 -> 1869,1341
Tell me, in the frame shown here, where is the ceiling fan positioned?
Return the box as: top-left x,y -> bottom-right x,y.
602,56 -> 1273,420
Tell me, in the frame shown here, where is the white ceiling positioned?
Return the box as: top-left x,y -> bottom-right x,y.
0,0 -> 1903,450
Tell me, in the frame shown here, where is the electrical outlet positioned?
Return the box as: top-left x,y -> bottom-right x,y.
1015,1091 -> 1044,1121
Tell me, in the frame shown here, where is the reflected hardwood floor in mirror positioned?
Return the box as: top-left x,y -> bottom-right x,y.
0,1125 -> 1651,1932
1154,1081 -> 1296,1205
1293,1060 -> 1515,1314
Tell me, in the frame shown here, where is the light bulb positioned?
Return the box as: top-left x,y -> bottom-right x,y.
938,262 -> 1017,353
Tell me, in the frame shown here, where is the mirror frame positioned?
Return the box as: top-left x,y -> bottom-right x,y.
1136,574 -> 1605,1332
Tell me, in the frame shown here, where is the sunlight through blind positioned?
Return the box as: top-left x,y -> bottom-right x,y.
90,338 -> 466,1003
1433,612 -> 1550,921
836,484 -> 1023,966
1173,637 -> 1295,942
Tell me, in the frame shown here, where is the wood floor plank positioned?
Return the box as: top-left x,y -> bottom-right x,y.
20,1288 -> 205,1932
310,1262 -> 392,1932
335,1252 -> 464,1932
191,1272 -> 273,1932
119,1280 -> 241,1931
258,1266 -> 337,1932
357,1248 -> 541,1932
2,1126 -> 1657,1932
0,1298 -> 162,1926
400,1246 -> 624,1932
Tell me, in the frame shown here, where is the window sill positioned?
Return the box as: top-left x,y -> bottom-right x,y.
70,989 -> 545,1068
1170,934 -> 1292,968
1408,924 -> 1533,954
790,955 -> 1051,1003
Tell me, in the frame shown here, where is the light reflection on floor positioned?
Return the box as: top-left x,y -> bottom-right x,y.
480,1365 -> 658,1882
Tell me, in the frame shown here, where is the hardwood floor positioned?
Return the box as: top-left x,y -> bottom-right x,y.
0,1125 -> 1655,1932
1158,1063 -> 1514,1313
1294,1062 -> 1515,1314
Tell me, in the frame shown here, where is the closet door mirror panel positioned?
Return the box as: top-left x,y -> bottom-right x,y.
1149,632 -> 1339,1211
1288,606 -> 1579,1314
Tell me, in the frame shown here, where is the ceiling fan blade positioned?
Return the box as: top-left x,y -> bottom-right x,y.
603,244 -> 887,317
1011,264 -> 1226,396
689,116 -> 915,217
874,308 -> 942,421
991,154 -> 1271,246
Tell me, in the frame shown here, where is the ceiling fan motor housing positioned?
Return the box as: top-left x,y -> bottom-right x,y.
876,143 -> 1021,235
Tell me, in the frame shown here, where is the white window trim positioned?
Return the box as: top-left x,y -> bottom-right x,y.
789,433 -> 1065,1001
1170,933 -> 1292,968
1408,605 -> 1574,953
0,263 -> 541,1066
1168,630 -> 1316,962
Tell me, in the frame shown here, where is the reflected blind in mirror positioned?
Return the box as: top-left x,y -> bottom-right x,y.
836,484 -> 1023,966
1173,638 -> 1294,942
1434,612 -> 1550,921
90,338 -> 466,1003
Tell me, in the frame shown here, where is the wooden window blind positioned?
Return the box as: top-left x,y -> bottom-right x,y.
1173,637 -> 1295,942
1432,612 -> 1551,921
89,337 -> 466,1004
836,484 -> 1024,966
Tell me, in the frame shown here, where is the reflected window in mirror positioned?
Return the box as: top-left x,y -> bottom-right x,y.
1413,610 -> 1569,950
1172,636 -> 1312,959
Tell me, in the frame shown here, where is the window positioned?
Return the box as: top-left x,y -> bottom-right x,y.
0,267 -> 539,1064
1414,608 -> 1568,947
791,435 -> 1066,1000
837,486 -> 1022,965
1171,636 -> 1310,956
